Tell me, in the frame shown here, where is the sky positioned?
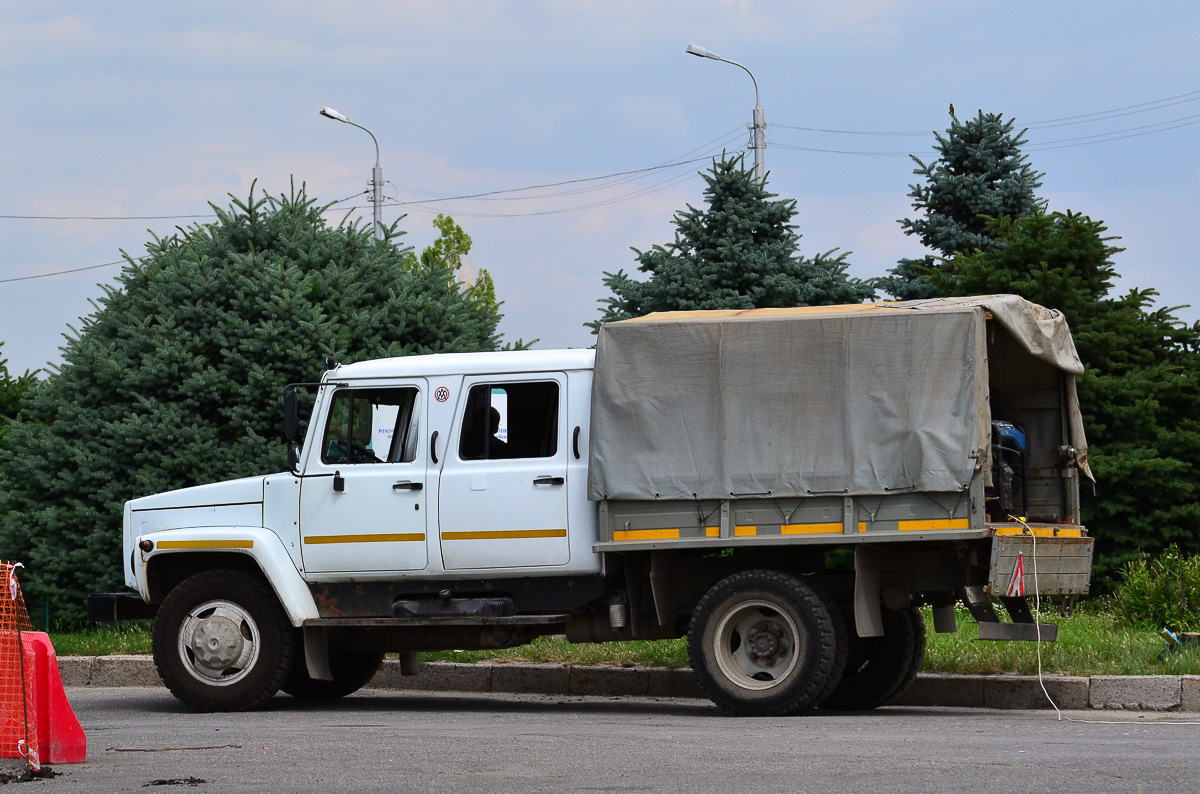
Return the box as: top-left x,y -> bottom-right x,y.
2,1 -> 1198,375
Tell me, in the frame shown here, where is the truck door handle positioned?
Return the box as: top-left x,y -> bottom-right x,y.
573,426 -> 581,460
393,481 -> 423,491
430,430 -> 440,464
533,476 -> 565,486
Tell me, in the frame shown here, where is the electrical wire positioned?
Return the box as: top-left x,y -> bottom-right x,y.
0,213 -> 212,221
770,142 -> 931,158
2,134 -> 740,281
390,159 -> 705,206
1027,116 -> 1200,151
322,126 -> 744,218
387,145 -> 740,207
770,110 -> 1200,157
0,259 -> 128,284
1008,515 -> 1200,725
769,88 -> 1200,138
0,190 -> 368,223
380,125 -> 744,205
387,169 -> 701,219
1025,88 -> 1200,129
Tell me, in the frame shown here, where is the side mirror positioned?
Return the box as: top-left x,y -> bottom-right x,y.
287,445 -> 300,474
284,387 -> 299,445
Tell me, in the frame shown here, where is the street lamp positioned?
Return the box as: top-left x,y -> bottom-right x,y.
319,106 -> 383,240
685,45 -> 766,182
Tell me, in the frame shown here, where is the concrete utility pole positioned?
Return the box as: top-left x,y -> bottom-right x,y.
685,45 -> 766,182
319,106 -> 384,240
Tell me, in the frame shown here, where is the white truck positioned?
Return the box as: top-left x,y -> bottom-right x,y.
92,295 -> 1095,715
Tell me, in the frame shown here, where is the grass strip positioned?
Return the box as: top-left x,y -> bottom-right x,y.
48,611 -> 1200,676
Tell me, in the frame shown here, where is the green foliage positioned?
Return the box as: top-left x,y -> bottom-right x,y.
929,210 -> 1200,578
419,213 -> 473,272
49,623 -> 152,656
1111,547 -> 1200,632
922,606 -> 1200,676
405,213 -> 500,318
0,183 -> 505,623
0,341 -> 37,443
591,155 -> 873,329
877,110 -> 1043,300
926,210 -> 1120,317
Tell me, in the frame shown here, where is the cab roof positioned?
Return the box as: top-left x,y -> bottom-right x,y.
326,348 -> 595,381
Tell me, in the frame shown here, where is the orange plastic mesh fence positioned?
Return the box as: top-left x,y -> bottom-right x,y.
0,562 -> 38,765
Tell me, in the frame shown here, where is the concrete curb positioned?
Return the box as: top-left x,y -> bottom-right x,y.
56,655 -> 1200,711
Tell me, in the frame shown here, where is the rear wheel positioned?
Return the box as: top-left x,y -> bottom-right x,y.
282,644 -> 386,699
809,592 -> 850,708
819,606 -> 926,710
153,570 -> 295,712
688,570 -> 838,716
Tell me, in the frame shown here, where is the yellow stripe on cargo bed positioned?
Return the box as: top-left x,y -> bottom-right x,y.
897,519 -> 970,532
612,528 -> 680,541
992,526 -> 1085,538
781,522 -> 843,535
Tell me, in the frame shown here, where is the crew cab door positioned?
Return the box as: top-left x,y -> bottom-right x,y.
438,374 -> 570,570
299,381 -> 429,574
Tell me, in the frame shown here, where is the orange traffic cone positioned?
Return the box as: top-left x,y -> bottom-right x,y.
22,632 -> 86,764
0,563 -> 86,769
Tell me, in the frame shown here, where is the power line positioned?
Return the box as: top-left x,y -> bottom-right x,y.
383,168 -> 702,219
770,108 -> 1200,158
769,88 -> 1200,138
0,259 -> 128,284
0,213 -> 212,221
770,124 -> 928,137
1,137 -> 740,282
770,143 -> 932,158
387,154 -> 728,207
1028,116 -> 1200,151
1025,88 -> 1200,127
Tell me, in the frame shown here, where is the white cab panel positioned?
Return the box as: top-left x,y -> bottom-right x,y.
438,372 -> 570,570
299,379 -> 429,573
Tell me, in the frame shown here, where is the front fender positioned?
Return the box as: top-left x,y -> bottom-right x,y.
137,526 -> 319,627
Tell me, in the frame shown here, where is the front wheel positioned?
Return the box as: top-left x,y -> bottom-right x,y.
687,570 -> 839,716
153,570 -> 296,712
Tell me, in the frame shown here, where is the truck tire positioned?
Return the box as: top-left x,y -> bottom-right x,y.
282,646 -> 386,699
153,570 -> 296,712
687,570 -> 839,716
809,592 -> 851,709
818,606 -> 926,711
888,608 -> 927,704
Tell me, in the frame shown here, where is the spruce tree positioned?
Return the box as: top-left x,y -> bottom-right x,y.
877,111 -> 1044,299
0,342 -> 36,445
0,183 -> 504,622
929,211 -> 1200,579
592,155 -> 873,328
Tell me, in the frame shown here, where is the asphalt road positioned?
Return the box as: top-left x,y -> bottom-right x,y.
10,687 -> 1200,793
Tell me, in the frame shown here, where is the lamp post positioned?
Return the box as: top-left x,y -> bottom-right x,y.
685,45 -> 766,182
319,106 -> 383,240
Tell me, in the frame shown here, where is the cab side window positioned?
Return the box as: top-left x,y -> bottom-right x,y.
459,381 -> 558,461
321,387 -> 420,465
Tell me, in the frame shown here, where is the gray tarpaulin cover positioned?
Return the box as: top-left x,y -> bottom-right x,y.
588,295 -> 1086,502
